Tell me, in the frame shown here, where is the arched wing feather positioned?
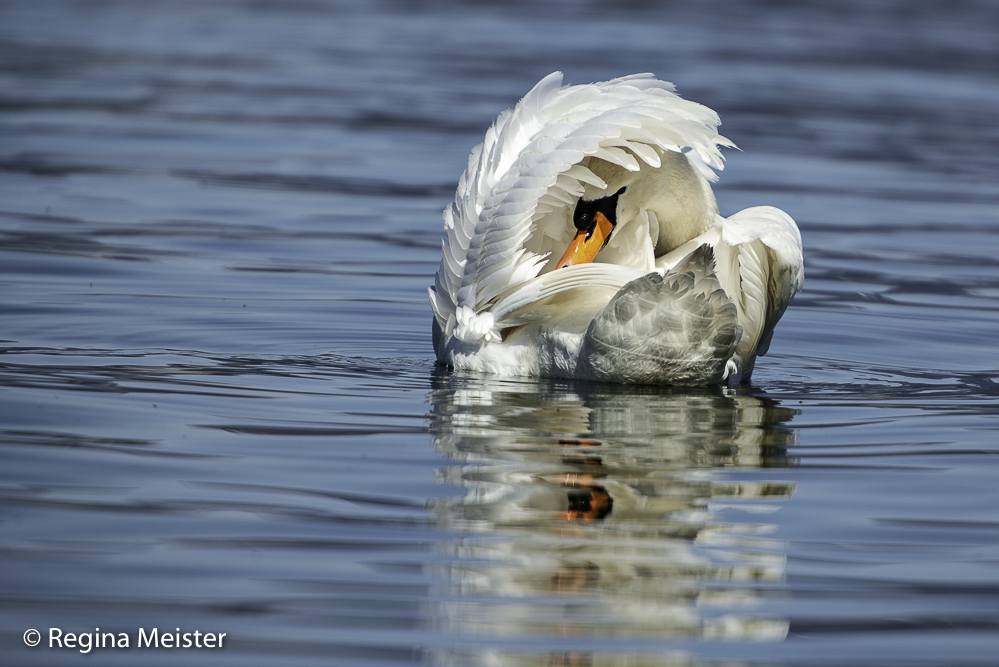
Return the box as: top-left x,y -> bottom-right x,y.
430,72 -> 734,342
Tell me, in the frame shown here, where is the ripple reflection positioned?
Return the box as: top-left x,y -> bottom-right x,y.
426,374 -> 799,655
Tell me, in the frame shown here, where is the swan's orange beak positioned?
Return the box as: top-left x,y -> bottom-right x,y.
555,211 -> 614,269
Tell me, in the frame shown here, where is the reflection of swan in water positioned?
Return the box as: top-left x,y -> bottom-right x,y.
425,373 -> 798,659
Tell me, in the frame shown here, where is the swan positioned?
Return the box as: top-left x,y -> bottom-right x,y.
429,72 -> 803,385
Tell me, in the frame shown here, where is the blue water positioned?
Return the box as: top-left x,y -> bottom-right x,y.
2,1 -> 999,665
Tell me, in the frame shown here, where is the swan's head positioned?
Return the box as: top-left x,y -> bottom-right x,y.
555,149 -> 719,269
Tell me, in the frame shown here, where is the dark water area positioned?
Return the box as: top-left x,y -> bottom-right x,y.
2,1 -> 999,665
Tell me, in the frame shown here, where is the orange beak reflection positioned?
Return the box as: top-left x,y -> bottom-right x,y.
555,211 -> 614,269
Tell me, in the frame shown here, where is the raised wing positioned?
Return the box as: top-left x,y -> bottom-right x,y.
429,72 -> 734,343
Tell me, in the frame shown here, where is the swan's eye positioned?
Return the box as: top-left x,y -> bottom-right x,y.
573,187 -> 627,232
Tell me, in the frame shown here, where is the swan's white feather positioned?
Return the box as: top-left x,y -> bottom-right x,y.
433,71 -> 731,339
722,205 -> 804,291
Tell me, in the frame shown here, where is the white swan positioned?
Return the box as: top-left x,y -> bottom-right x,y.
429,72 -> 803,385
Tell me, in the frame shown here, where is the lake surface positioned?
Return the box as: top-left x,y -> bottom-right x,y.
2,1 -> 998,664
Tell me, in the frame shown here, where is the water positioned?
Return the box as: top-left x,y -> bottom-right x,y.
2,0 -> 998,664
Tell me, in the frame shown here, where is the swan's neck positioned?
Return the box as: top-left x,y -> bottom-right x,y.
586,150 -> 719,256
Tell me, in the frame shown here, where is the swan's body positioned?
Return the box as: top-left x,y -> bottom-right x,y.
429,73 -> 803,385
